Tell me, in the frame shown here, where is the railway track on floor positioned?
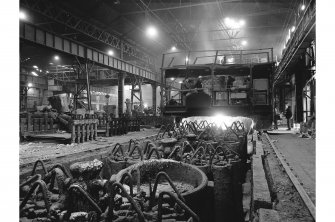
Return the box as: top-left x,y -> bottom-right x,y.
264,133 -> 316,220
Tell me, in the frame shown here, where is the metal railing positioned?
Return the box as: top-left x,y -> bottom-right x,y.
161,48 -> 274,69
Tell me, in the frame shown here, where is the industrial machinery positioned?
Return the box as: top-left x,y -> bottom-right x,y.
160,48 -> 275,129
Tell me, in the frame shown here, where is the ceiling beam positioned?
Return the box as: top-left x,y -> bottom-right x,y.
121,0 -> 241,15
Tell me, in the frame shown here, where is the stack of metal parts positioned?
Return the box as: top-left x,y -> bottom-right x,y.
20,117 -> 252,222
20,159 -> 200,222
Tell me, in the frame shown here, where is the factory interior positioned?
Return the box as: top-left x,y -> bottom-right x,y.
1,0 -> 334,221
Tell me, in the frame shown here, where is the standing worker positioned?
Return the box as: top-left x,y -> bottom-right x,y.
274,107 -> 281,129
285,105 -> 292,130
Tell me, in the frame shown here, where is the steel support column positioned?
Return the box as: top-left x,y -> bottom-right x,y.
118,72 -> 125,117
152,83 -> 157,116
85,62 -> 92,111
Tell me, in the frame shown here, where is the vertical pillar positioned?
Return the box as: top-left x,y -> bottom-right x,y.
295,63 -> 304,123
85,63 -> 92,111
152,82 -> 157,116
118,72 -> 125,117
160,54 -> 165,116
120,41 -> 124,60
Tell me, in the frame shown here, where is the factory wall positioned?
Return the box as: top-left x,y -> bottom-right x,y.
91,84 -> 161,117
20,69 -> 52,111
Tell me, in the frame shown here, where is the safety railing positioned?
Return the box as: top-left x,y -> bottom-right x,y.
161,48 -> 274,69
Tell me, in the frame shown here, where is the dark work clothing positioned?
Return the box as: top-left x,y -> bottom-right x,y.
285,107 -> 292,129
227,76 -> 235,88
285,107 -> 292,119
195,80 -> 202,89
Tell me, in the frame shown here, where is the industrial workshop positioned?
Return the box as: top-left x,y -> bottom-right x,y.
15,0 -> 317,221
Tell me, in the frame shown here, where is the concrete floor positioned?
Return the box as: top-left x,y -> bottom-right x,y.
20,128 -> 160,166
268,129 -> 315,204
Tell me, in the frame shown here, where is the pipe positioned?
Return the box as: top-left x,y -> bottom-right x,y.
107,182 -> 145,222
157,191 -> 200,222
150,172 -> 185,209
20,174 -> 42,188
119,172 -> 134,197
31,159 -> 48,177
68,184 -> 102,214
20,180 -> 51,216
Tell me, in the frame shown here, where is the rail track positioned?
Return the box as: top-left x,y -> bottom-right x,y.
264,133 -> 315,220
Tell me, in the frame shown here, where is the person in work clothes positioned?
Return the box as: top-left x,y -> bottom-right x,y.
285,105 -> 293,130
274,107 -> 281,129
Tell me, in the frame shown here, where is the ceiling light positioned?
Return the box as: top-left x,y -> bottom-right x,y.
54,55 -> 59,60
19,11 -> 27,20
39,69 -> 43,72
28,83 -> 33,87
146,26 -> 158,38
300,4 -> 306,11
224,17 -> 243,29
108,50 -> 114,56
31,71 -> 38,76
171,46 -> 177,51
178,81 -> 183,84
291,26 -> 296,32
171,78 -> 175,81
49,62 -> 53,65
241,40 -> 247,46
33,65 -> 38,69
46,71 -> 49,73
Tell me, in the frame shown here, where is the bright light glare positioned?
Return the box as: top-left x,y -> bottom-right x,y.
49,62 -> 53,65
146,26 -> 158,38
291,26 -> 296,32
185,57 -> 189,62
171,78 -> 175,81
171,46 -> 177,51
19,11 -> 26,20
108,50 -> 114,56
54,55 -> 59,60
28,83 -> 33,87
143,103 -> 148,108
241,40 -> 247,46
227,58 -> 234,63
213,113 -> 228,129
224,17 -> 244,29
178,81 -> 183,84
301,4 -> 306,11
31,71 -> 38,76
33,65 -> 38,69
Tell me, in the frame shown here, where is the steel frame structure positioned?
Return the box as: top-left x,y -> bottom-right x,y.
132,0 -> 191,50
20,21 -> 159,84
20,0 -> 156,67
273,0 -> 315,86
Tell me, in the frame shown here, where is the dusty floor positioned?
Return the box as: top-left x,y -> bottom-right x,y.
262,134 -> 314,222
20,128 -> 160,166
267,132 -> 315,204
